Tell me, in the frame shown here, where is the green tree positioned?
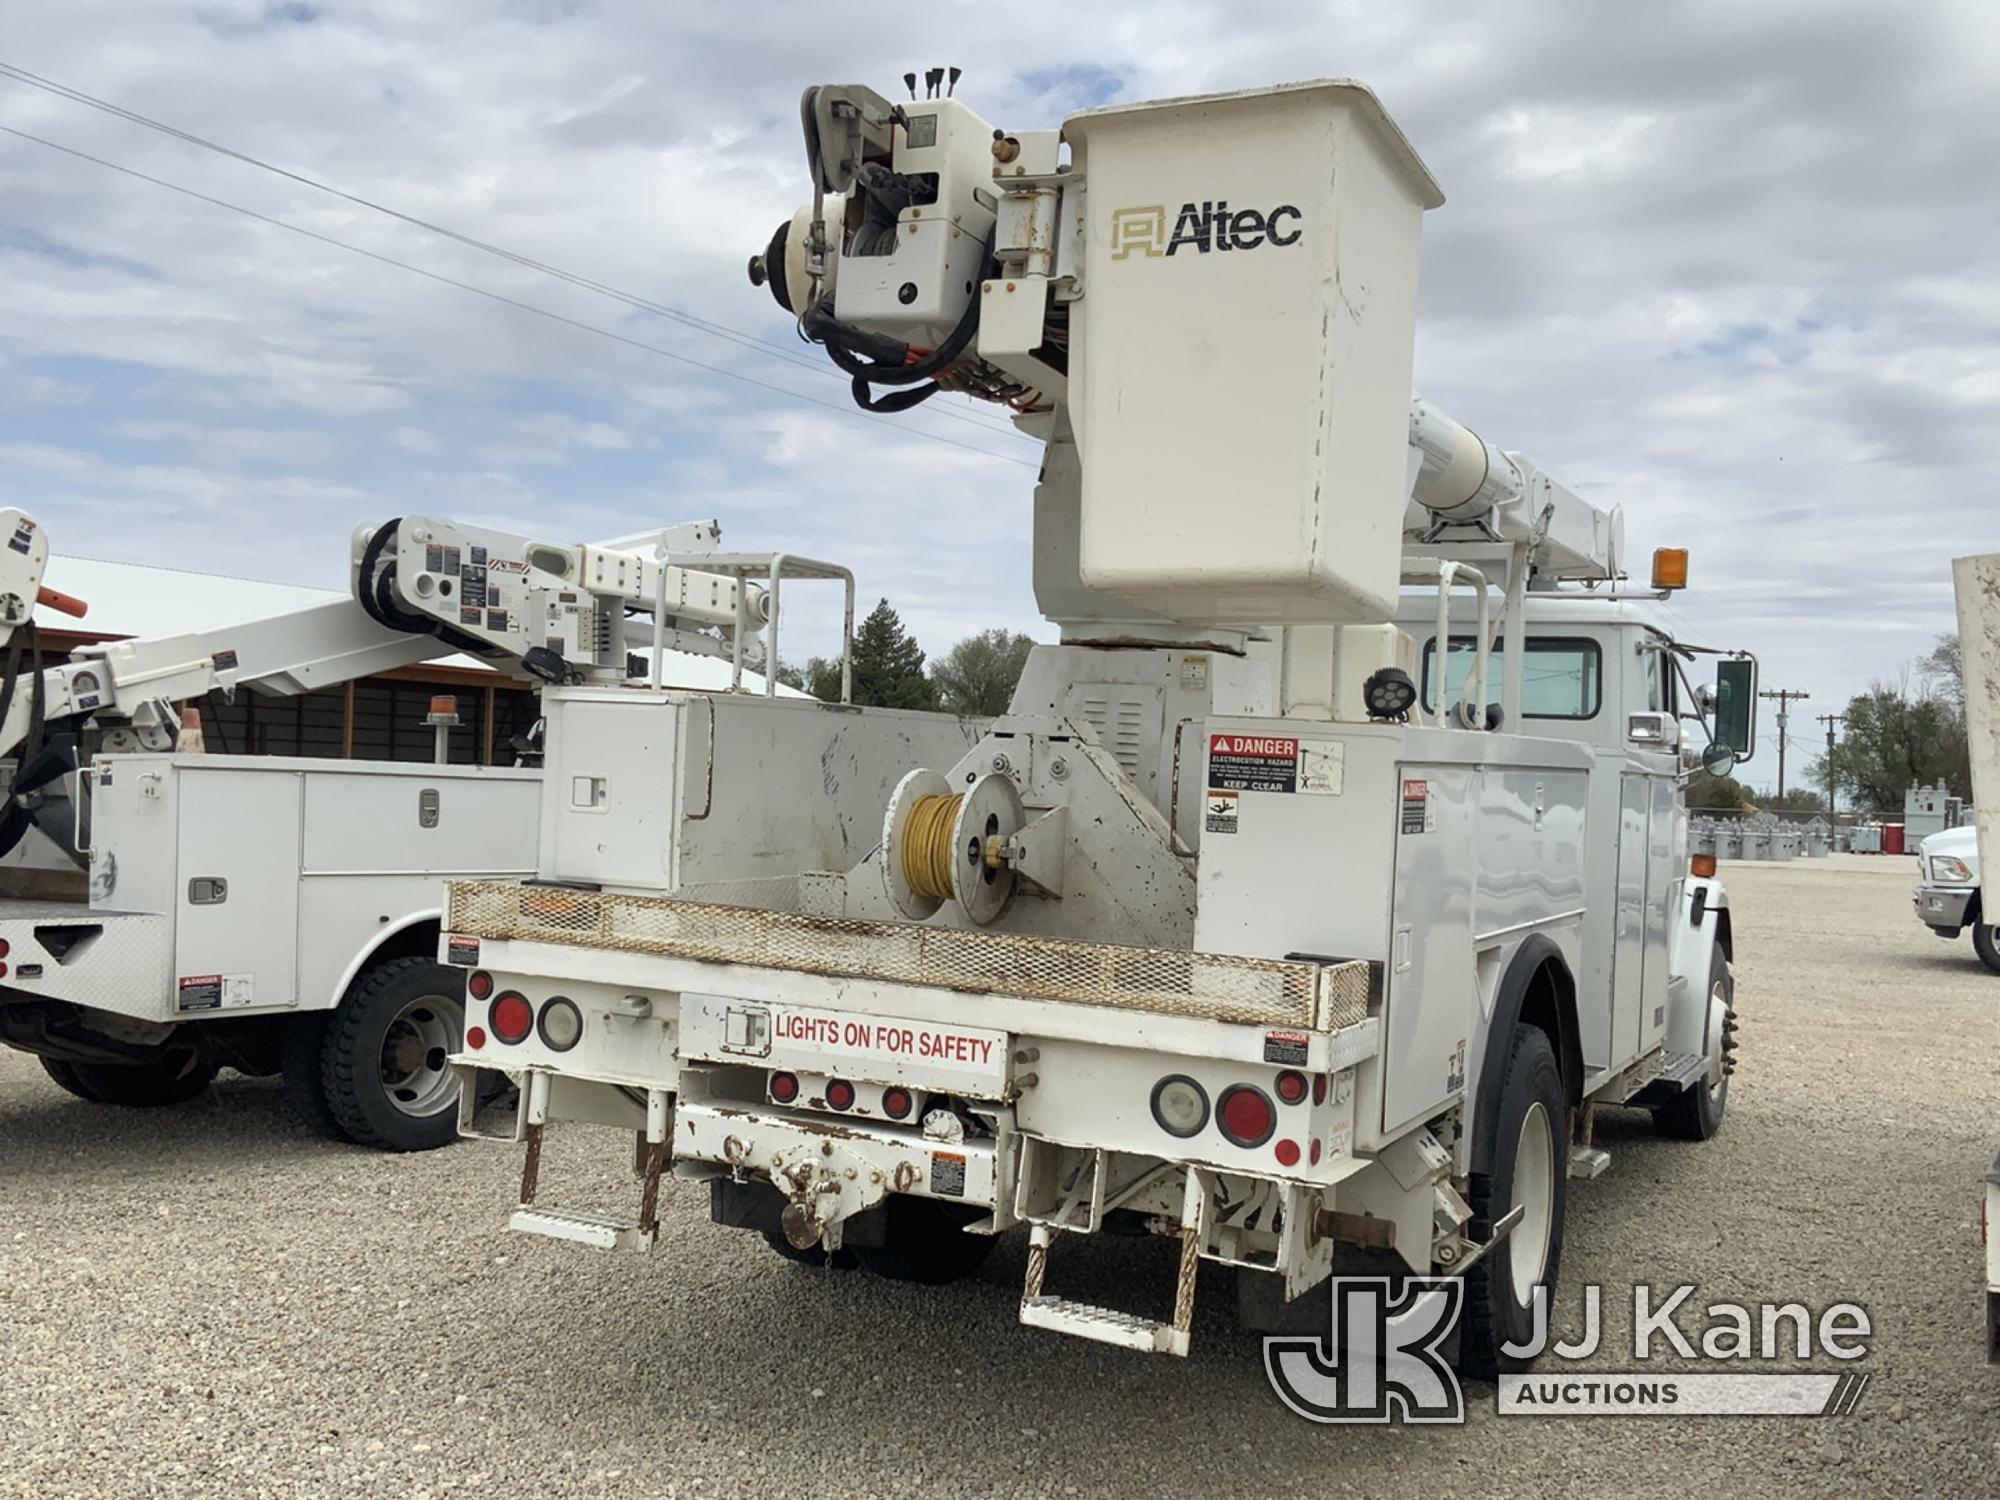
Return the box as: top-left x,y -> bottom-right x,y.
1756,787 -> 1825,814
1687,772 -> 1754,812
811,598 -> 935,710
930,628 -> 1036,716
1813,664 -> 1969,818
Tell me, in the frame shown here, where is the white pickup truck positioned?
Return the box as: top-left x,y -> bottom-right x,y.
1911,825 -> 1999,974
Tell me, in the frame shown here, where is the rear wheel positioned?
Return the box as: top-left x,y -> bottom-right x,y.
1973,923 -> 2000,976
1457,1025 -> 1566,1380
68,1051 -> 217,1108
39,1056 -> 100,1101
1655,951 -> 1733,1141
321,958 -> 465,1152
851,1197 -> 997,1285
279,1012 -> 348,1140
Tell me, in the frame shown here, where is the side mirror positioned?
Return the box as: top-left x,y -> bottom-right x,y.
1699,740 -> 1736,776
1712,656 -> 1757,761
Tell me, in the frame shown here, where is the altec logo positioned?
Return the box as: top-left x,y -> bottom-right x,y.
1109,200 -> 1304,259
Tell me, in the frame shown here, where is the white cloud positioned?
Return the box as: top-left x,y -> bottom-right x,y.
0,0 -> 1994,789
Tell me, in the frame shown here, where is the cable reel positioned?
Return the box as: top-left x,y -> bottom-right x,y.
881,767 -> 1024,925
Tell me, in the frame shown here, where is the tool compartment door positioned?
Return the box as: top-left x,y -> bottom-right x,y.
171,766 -> 304,1015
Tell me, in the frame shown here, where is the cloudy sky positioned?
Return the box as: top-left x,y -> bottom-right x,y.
3,1 -> 1995,790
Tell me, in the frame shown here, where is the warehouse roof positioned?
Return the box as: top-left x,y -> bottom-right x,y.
36,555 -> 799,695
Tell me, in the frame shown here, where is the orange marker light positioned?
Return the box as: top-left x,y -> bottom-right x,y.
1691,853 -> 1718,879
1652,548 -> 1690,591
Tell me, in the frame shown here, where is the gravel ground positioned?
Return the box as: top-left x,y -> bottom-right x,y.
2,853 -> 1996,1498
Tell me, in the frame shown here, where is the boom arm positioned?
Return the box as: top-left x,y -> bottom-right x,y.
0,511 -> 789,864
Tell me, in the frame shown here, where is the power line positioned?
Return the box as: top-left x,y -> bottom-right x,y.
0,123 -> 1039,471
0,58 -> 1029,443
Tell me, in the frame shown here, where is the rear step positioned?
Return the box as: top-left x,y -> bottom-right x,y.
1017,1168 -> 1210,1357
509,1205 -> 653,1252
1021,1296 -> 1189,1354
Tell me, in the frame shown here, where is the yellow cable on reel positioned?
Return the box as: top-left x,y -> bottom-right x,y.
901,792 -> 964,903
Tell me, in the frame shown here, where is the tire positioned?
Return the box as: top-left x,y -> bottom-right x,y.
1457,1025 -> 1566,1380
851,1197 -> 997,1285
39,1056 -> 101,1102
1974,923 -> 2000,977
279,1013 -> 349,1141
68,1051 -> 217,1108
321,957 -> 465,1152
1655,950 -> 1734,1141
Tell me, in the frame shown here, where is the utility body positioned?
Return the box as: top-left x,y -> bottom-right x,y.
447,77 -> 1754,1368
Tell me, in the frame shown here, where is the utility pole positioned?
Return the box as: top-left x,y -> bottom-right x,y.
1759,687 -> 1811,798
1817,711 -> 1844,817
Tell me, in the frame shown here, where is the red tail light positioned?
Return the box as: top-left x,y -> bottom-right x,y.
1312,1073 -> 1328,1105
0,938 -> 11,959
769,1071 -> 799,1104
465,1025 -> 487,1051
1274,1139 -> 1301,1168
1274,1070 -> 1308,1105
1216,1084 -> 1276,1148
881,1086 -> 914,1120
825,1078 -> 856,1112
467,970 -> 494,1001
489,992 -> 533,1045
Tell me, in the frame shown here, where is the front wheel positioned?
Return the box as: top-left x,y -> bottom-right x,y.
1655,951 -> 1734,1141
68,1051 -> 217,1108
1973,923 -> 2000,976
321,957 -> 466,1152
1457,1025 -> 1566,1380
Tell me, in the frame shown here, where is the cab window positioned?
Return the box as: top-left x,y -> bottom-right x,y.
1421,636 -> 1603,720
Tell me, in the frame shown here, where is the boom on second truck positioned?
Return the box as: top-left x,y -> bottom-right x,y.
441,76 -> 1757,1370
0,512 -> 819,1149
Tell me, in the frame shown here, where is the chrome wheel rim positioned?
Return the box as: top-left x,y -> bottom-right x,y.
379,994 -> 461,1118
1509,1100 -> 1556,1304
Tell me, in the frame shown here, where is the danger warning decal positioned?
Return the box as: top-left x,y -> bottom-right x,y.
1400,778 -> 1434,835
1207,734 -> 1344,797
176,972 -> 254,1013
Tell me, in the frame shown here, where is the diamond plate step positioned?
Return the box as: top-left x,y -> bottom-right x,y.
1020,1295 -> 1191,1355
508,1205 -> 652,1252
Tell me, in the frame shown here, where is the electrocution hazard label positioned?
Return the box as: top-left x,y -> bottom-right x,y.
1209,734 -> 1300,793
1207,734 -> 1345,796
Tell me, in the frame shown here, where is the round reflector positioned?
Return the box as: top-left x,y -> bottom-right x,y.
1149,1074 -> 1210,1138
881,1086 -> 914,1120
1216,1084 -> 1276,1148
1274,1069 -> 1308,1105
1274,1138 -> 1301,1168
825,1078 -> 856,1111
1310,1139 -> 1323,1165
467,970 -> 494,1001
489,992 -> 533,1045
0,938 -> 11,959
537,996 -> 583,1052
1312,1073 -> 1328,1105
465,1025 -> 487,1051
769,1071 -> 800,1104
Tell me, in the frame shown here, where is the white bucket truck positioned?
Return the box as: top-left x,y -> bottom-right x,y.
0,513 -> 807,1149
443,78 -> 1753,1370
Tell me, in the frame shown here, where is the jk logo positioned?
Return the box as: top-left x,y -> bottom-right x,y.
1264,1277 -> 1466,1424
